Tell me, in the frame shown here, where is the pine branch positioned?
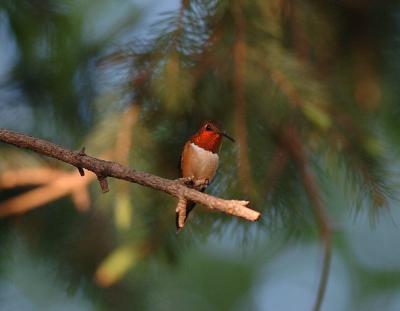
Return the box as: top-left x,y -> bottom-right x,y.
282,127 -> 332,311
0,128 -> 261,222
233,0 -> 254,195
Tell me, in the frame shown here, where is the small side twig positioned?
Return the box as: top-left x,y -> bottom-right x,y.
97,175 -> 109,193
77,147 -> 86,176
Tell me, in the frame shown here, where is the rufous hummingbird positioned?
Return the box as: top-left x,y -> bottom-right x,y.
176,121 -> 234,231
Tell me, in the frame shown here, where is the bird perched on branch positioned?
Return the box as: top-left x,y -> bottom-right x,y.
176,121 -> 234,232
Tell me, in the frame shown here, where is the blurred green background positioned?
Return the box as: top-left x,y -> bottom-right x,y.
1,0 -> 400,310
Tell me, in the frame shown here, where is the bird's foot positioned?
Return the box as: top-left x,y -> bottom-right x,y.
176,177 -> 209,189
176,176 -> 195,186
193,178 -> 209,189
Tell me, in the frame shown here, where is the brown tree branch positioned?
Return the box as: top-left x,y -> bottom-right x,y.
0,129 -> 261,222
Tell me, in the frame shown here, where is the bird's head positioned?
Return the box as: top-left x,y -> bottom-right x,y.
191,121 -> 234,153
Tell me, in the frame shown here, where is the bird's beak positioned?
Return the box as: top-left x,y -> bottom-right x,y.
220,131 -> 235,142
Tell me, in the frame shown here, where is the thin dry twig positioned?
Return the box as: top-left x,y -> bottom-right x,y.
0,128 -> 261,221
282,128 -> 332,311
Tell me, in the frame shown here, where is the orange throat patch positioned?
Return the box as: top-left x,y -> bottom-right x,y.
191,132 -> 222,153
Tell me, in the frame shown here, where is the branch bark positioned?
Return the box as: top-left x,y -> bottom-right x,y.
0,129 -> 261,222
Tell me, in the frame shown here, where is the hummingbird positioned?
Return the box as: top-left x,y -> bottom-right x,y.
176,121 -> 234,231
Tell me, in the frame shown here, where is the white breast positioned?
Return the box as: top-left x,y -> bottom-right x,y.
184,143 -> 219,181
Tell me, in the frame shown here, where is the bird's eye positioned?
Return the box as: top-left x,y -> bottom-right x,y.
205,124 -> 212,131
